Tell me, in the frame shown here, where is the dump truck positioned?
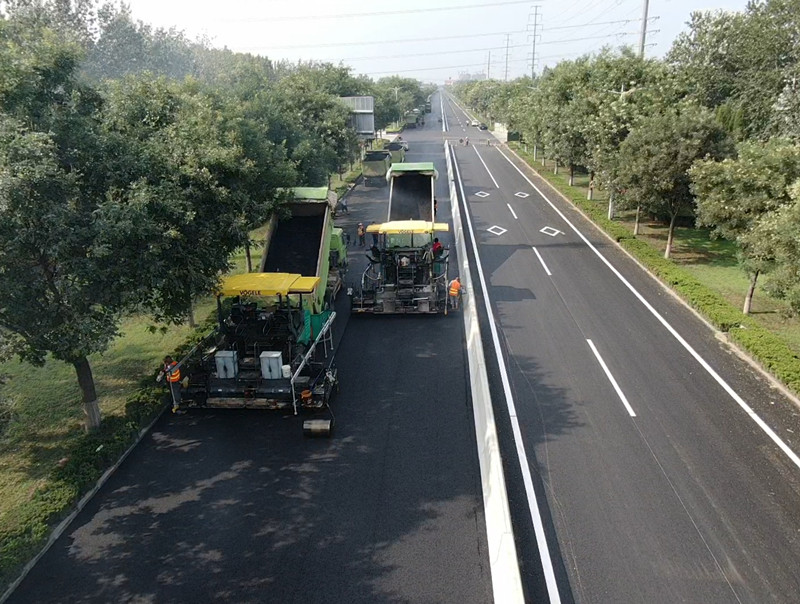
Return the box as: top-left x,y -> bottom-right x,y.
386,141 -> 406,164
404,110 -> 419,129
362,150 -> 392,187
260,187 -> 347,310
387,162 -> 438,221
349,162 -> 452,314
176,272 -> 338,435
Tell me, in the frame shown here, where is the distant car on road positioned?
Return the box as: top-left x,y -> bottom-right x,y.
478,123 -> 488,130
470,119 -> 479,127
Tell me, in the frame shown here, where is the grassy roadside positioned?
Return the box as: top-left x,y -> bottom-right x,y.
507,142 -> 800,395
330,165 -> 362,198
0,229 -> 269,591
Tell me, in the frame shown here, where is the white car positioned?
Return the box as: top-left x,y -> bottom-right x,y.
470,119 -> 479,127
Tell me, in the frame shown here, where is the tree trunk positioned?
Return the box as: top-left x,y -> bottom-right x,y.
664,212 -> 678,259
633,204 -> 641,235
533,144 -> 537,161
588,171 -> 594,200
743,270 -> 759,314
607,190 -> 615,219
245,240 -> 253,273
188,302 -> 196,328
541,152 -> 546,167
568,164 -> 574,186
554,160 -> 559,175
74,356 -> 101,431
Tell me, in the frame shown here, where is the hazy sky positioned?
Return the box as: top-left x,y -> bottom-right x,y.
122,0 -> 748,82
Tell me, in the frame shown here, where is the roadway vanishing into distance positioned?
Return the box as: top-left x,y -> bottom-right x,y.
443,93 -> 800,603
9,90 -> 800,604
7,96 -> 497,604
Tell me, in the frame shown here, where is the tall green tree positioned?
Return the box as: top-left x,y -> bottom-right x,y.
0,116 -> 116,430
668,0 -> 800,140
746,180 -> 800,314
0,16 -> 125,429
691,139 -> 800,312
617,103 -> 733,258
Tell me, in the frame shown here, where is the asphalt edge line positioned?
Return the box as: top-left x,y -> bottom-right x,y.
1,407 -> 168,604
451,141 -> 562,603
444,138 -> 525,604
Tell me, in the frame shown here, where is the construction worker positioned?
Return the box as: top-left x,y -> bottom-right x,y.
357,222 -> 366,247
432,237 -> 443,258
157,355 -> 184,414
448,276 -> 462,310
371,221 -> 379,246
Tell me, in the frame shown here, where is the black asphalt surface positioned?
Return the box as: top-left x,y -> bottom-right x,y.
443,94 -> 800,603
8,95 -> 495,604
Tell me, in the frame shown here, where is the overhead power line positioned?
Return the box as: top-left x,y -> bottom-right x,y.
339,44 -> 531,63
364,47 -> 629,77
538,31 -> 638,46
545,18 -> 642,31
228,0 -> 534,22
240,30 -> 527,51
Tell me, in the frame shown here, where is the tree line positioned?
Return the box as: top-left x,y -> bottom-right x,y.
0,0 -> 431,429
452,0 -> 800,316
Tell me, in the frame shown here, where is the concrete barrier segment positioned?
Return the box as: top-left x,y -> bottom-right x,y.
445,141 -> 525,604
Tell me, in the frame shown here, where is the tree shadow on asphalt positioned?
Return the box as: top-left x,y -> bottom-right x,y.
9,315 -> 495,604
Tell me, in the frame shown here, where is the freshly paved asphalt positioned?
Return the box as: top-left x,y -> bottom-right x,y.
8,95 -> 495,604
444,94 -> 800,603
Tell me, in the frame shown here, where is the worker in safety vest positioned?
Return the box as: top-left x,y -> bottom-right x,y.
157,355 -> 184,414
448,277 -> 462,310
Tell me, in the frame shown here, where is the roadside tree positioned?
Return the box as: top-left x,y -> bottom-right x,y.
691,140 -> 800,313
617,103 -> 733,258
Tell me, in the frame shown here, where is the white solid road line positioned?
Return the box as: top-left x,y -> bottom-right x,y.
533,247 -> 552,276
506,203 -> 518,220
587,339 -> 637,417
473,146 -> 499,188
453,145 -> 562,603
495,146 -> 800,472
445,139 -> 525,604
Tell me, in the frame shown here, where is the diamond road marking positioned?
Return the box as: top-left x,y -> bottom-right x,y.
514,191 -> 530,198
540,226 -> 563,237
475,191 -> 490,198
488,225 -> 507,236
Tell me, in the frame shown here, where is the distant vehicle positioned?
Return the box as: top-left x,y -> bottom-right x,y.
362,150 -> 392,187
470,119 -> 479,127
478,123 -> 488,130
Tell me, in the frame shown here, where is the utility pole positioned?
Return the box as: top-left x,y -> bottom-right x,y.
638,0 -> 650,58
504,34 -> 510,82
487,51 -> 491,80
529,5 -> 541,79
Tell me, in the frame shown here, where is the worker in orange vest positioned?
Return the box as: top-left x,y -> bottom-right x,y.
157,355 -> 184,414
448,276 -> 462,310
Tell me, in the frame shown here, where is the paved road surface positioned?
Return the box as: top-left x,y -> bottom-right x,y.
444,93 -> 800,603
8,95 -> 496,604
